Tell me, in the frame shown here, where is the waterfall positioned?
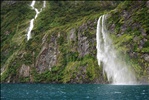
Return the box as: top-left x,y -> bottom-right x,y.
27,1 -> 46,41
96,15 -> 137,85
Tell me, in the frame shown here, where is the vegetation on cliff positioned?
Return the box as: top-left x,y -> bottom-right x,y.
1,1 -> 149,83
107,1 -> 149,83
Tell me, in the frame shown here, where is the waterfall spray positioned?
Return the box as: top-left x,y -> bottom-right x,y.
96,15 -> 137,85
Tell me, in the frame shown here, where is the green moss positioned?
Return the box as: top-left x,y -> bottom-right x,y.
19,77 -> 30,83
141,47 -> 149,53
108,1 -> 149,82
110,33 -> 134,52
1,1 -> 35,80
61,55 -> 101,83
62,62 -> 78,83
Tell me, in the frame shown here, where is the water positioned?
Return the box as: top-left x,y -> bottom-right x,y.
96,15 -> 137,85
1,84 -> 149,100
27,1 -> 46,40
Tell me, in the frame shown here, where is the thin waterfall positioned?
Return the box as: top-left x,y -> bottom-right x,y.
27,1 -> 46,41
96,15 -> 137,85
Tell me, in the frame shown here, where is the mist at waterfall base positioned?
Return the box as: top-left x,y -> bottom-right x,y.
96,15 -> 137,85
1,84 -> 149,100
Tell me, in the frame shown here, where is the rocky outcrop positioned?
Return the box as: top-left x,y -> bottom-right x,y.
19,64 -> 30,77
77,35 -> 89,57
146,1 -> 149,8
143,54 -> 149,62
1,1 -> 148,84
36,35 -> 59,73
68,28 -> 76,41
108,1 -> 149,83
77,20 -> 97,57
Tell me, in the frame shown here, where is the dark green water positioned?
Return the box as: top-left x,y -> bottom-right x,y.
1,84 -> 149,100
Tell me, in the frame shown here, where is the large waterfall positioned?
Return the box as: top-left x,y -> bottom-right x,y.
96,15 -> 137,85
27,1 -> 46,41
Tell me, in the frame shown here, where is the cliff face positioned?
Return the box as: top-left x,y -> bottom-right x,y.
1,1 -> 149,84
107,1 -> 149,83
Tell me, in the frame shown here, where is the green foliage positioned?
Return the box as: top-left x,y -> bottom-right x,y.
61,54 -> 101,83
1,1 -> 35,80
1,56 -> 21,82
1,1 -> 148,83
19,77 -> 30,83
144,41 -> 149,48
1,69 -> 9,82
34,1 -> 118,34
108,1 -> 149,81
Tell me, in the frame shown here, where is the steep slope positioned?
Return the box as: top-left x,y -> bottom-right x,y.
1,1 -> 148,84
1,1 -> 35,82
107,1 -> 149,83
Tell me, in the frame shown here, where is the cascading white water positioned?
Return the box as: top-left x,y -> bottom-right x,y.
96,15 -> 137,85
27,1 -> 46,41
42,1 -> 46,10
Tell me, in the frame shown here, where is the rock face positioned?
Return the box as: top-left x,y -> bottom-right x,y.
146,1 -> 149,8
19,64 -> 30,77
77,31 -> 89,57
31,19 -> 103,83
36,36 -> 58,73
77,20 -> 97,57
108,1 -> 149,83
143,54 -> 149,62
68,28 -> 76,41
1,1 -> 148,84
